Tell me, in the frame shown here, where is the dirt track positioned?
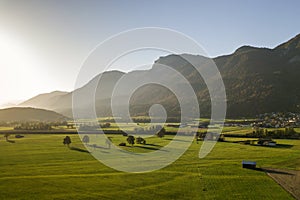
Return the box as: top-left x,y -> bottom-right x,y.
265,168 -> 300,200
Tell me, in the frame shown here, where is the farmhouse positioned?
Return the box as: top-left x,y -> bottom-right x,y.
258,138 -> 277,146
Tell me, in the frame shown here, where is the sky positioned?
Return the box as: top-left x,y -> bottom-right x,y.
0,0 -> 300,105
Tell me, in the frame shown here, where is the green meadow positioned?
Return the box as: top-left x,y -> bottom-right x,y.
0,134 -> 299,199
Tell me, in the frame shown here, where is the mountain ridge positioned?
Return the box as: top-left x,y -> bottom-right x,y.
19,91 -> 69,109
18,33 -> 300,118
0,107 -> 69,122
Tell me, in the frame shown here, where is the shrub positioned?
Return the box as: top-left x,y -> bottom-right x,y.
82,135 -> 90,144
100,123 -> 111,128
136,137 -> 146,144
119,142 -> 126,146
156,127 -> 165,138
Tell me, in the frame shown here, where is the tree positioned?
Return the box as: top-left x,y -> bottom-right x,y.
195,132 -> 200,144
218,134 -> 225,142
156,127 -> 166,138
136,137 -> 146,144
105,137 -> 112,149
63,136 -> 72,148
4,133 -> 10,142
101,123 -> 111,128
127,135 -> 135,146
82,135 -> 90,144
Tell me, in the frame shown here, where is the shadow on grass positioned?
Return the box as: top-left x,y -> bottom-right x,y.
164,138 -> 190,142
145,143 -> 162,147
85,144 -> 112,153
70,146 -> 90,153
247,167 -> 294,175
7,140 -> 15,143
86,144 -> 109,149
135,145 -> 168,152
226,140 -> 294,148
251,144 -> 294,149
269,144 -> 293,148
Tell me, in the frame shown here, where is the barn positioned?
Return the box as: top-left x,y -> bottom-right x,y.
242,161 -> 256,169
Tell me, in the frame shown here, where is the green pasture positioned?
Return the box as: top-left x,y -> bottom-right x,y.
0,133 -> 298,199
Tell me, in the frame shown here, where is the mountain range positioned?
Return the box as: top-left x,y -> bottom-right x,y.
17,34 -> 300,118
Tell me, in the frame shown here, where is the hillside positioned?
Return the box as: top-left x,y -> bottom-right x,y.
0,107 -> 69,122
18,34 -> 300,118
129,34 -> 300,117
18,91 -> 69,110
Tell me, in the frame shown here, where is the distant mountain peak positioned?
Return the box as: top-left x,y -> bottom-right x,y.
34,90 -> 68,97
18,90 -> 69,109
50,90 -> 69,94
234,45 -> 270,54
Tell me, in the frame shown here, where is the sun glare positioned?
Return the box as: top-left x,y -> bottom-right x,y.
0,31 -> 40,105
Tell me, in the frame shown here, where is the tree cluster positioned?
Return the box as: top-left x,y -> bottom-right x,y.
246,127 -> 299,139
14,122 -> 52,130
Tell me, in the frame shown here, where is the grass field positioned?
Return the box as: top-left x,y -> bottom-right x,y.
0,126 -> 14,131
221,126 -> 253,135
0,134 -> 299,199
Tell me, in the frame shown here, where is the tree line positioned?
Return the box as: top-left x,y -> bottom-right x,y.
246,127 -> 300,139
14,121 -> 68,130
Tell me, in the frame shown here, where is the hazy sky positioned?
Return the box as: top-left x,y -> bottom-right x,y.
0,0 -> 300,105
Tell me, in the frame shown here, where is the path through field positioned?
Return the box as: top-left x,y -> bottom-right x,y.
266,168 -> 300,200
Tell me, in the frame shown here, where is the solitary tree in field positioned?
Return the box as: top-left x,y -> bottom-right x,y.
195,132 -> 200,144
156,127 -> 166,138
105,137 -> 112,149
63,136 -> 72,148
127,135 -> 135,146
82,135 -> 90,144
218,134 -> 225,142
4,133 -> 10,142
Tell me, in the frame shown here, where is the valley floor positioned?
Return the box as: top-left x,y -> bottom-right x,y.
0,134 -> 299,199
